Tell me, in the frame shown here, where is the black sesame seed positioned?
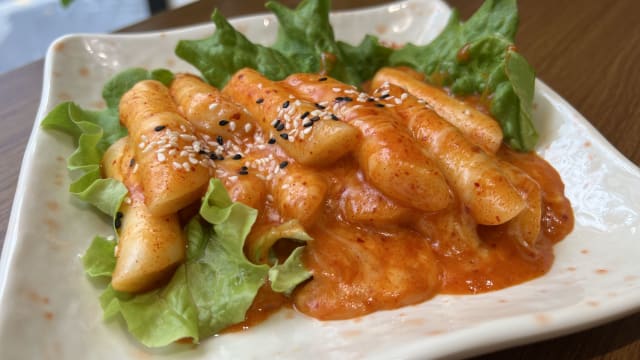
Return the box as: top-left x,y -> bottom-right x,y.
114,217 -> 122,229
129,158 -> 135,167
335,96 -> 345,102
318,77 -> 328,81
216,135 -> 224,145
282,100 -> 290,109
303,122 -> 313,128
310,115 -> 320,122
280,133 -> 289,140
154,125 -> 166,132
218,155 -> 225,161
218,119 -> 229,126
256,98 -> 264,104
343,96 -> 353,102
232,154 -> 242,160
300,111 -> 310,119
268,137 -> 276,144
330,114 -> 339,121
367,97 -> 375,102
315,103 -> 326,110
198,150 -> 208,155
209,153 -> 218,160
379,93 -> 390,99
116,211 -> 123,219
239,169 -> 249,175
273,119 -> 281,129
240,166 -> 248,171
375,103 -> 385,108
276,123 -> 285,131
279,161 -> 289,169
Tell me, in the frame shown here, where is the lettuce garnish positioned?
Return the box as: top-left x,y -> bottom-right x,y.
389,0 -> 537,151
177,0 -> 536,151
83,179 -> 312,347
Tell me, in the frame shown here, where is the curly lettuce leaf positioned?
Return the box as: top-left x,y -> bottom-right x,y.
83,180 -> 312,347
41,67 -> 174,215
175,0 -> 390,87
82,236 -> 117,277
389,0 -> 537,151
175,10 -> 297,88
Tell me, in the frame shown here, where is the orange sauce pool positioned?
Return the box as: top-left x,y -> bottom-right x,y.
235,147 -> 573,324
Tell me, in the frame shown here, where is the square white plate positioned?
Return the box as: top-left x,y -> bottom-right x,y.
1,1 -> 639,359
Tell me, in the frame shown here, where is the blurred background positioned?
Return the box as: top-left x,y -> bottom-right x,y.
0,0 -> 196,74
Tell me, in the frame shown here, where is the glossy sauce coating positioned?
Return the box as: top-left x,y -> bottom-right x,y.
118,71 -> 574,330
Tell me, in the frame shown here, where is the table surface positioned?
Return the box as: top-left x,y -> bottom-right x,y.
1,0 -> 638,358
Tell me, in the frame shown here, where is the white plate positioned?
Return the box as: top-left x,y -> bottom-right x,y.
1,0 -> 639,359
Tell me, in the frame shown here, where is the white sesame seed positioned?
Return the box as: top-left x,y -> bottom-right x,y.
303,127 -> 312,135
138,142 -> 145,149
132,163 -> 139,173
228,176 -> 238,182
394,98 -> 402,105
229,121 -> 236,131
189,156 -> 199,165
157,152 -> 166,162
209,103 -> 218,111
244,123 -> 252,133
180,134 -> 196,141
180,150 -> 188,157
332,87 -> 341,92
182,162 -> 191,171
401,93 -> 408,100
173,161 -> 182,170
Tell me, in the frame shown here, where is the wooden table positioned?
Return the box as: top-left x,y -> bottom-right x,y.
1,0 -> 638,358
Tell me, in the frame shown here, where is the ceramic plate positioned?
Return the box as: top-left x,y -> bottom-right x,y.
1,0 -> 639,358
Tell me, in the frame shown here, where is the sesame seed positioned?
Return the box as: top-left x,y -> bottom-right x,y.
367,97 -> 375,102
268,137 -> 276,144
209,153 -> 218,160
279,161 -> 289,169
157,153 -> 166,162
229,121 -> 236,131
280,133 -> 289,140
244,123 -> 252,133
319,77 -> 328,81
310,115 -> 320,122
300,111 -> 310,119
216,135 -> 224,146
218,155 -> 225,161
276,123 -> 285,131
132,163 -> 139,173
239,169 -> 249,175
256,98 -> 264,104
315,103 -> 326,110
273,119 -> 282,129
138,142 -> 145,149
303,127 -> 312,135
129,158 -> 135,167
379,93 -> 390,99
282,100 -> 290,108
189,156 -> 199,165
303,122 -> 313,128
331,114 -> 339,121
154,125 -> 166,132
401,93 -> 409,100
233,154 -> 242,160
332,87 -> 341,92
219,119 -> 229,126
198,149 -> 208,155
375,103 -> 385,108
173,161 -> 182,169
208,103 -> 218,110
182,162 -> 191,171
229,175 -> 239,182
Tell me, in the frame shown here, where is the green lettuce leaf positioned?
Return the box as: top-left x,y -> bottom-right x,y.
389,0 -> 537,151
82,236 -> 117,277
175,0 -> 390,87
269,247 -> 312,294
83,180 -> 313,347
175,10 -> 297,88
